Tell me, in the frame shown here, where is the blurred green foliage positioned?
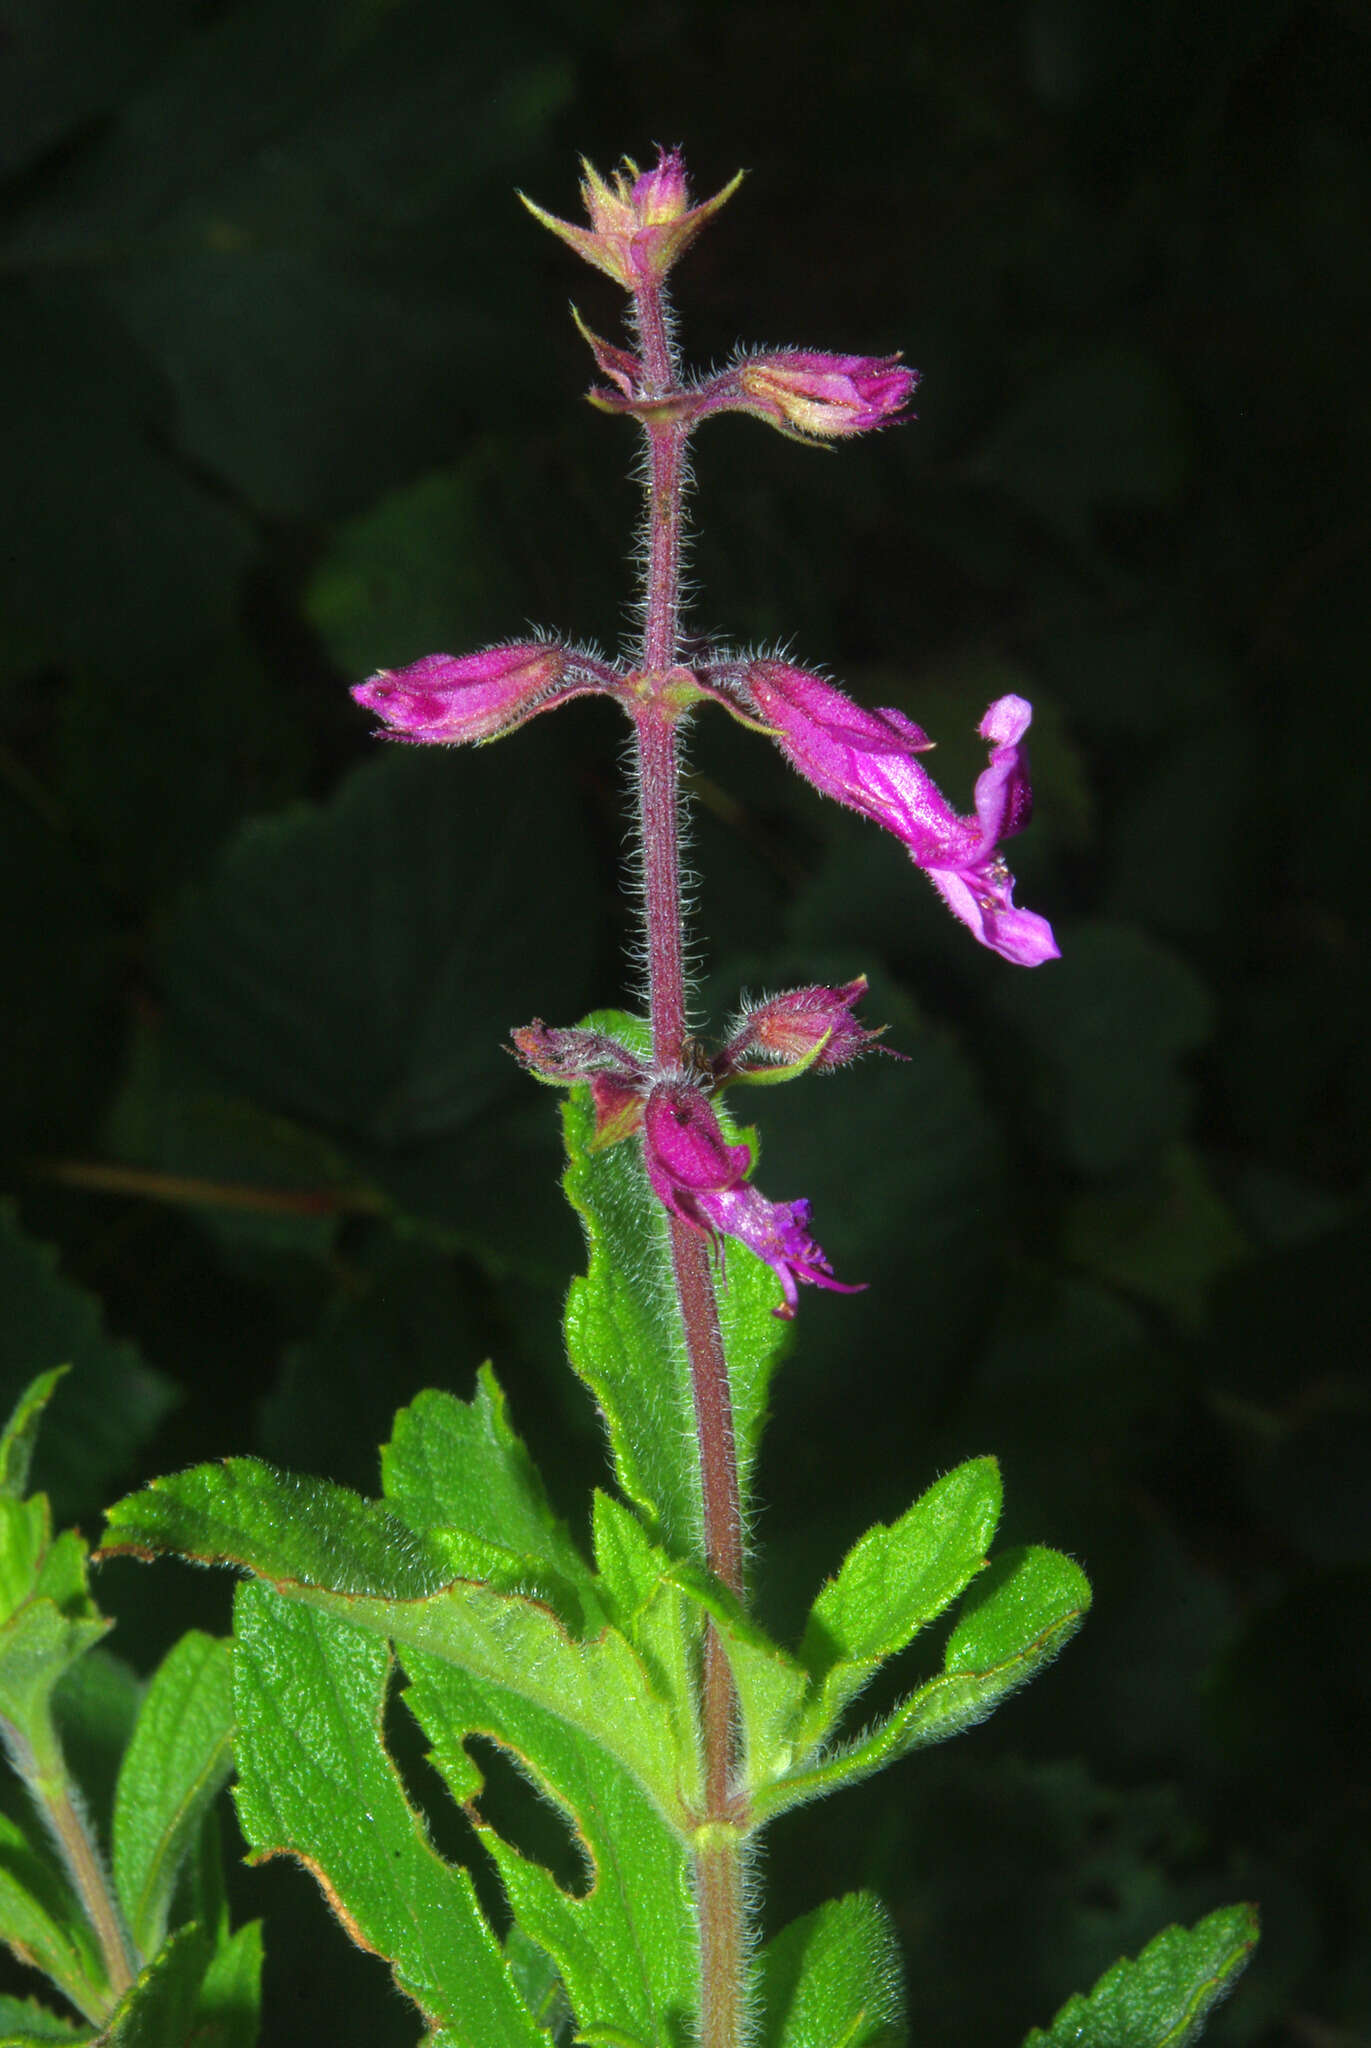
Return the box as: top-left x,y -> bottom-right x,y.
1,0 -> 1365,2042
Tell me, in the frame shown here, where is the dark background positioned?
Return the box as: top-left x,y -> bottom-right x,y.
2,1 -> 1367,2043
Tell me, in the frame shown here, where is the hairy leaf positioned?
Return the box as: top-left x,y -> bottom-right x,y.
382,1372 -> 599,1612
562,1013 -> 790,1555
0,1215 -> 174,1526
0,1812 -> 107,2024
758,1893 -> 905,2048
796,1458 -> 1002,1750
232,1583 -> 542,2048
755,1547 -> 1090,1821
112,1633 -> 234,1959
0,1988 -> 92,2041
189,1919 -> 263,2048
1022,1903 -> 1259,2048
402,1647 -> 696,2048
103,1461 -> 689,1821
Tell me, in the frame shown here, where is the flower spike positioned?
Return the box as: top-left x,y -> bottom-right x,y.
742,662 -> 1060,966
520,148 -> 743,293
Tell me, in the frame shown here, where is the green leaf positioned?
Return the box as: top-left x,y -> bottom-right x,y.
382,1371 -> 599,1612
94,1922 -> 210,2047
0,1989 -> 92,2042
562,1014 -> 791,1554
590,1494 -> 704,1771
190,1919 -> 263,2048
102,1462 -> 686,1818
755,1547 -> 1091,1823
101,1460 -> 450,1602
796,1458 -> 1002,1751
231,1583 -> 542,2048
0,1472 -> 109,1767
758,1893 -> 905,2048
402,1647 -> 696,2048
0,1810 -> 107,2024
0,1376 -> 68,1503
161,740 -> 597,1153
1022,1902 -> 1260,2048
0,1593 -> 111,1755
503,1926 -> 569,2040
112,1633 -> 235,1959
0,1210 -> 175,1526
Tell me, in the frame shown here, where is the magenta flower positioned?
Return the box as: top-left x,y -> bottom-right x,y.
741,662 -> 1059,967
643,1083 -> 862,1318
520,149 -> 743,294
351,643 -> 600,746
731,351 -> 917,441
717,976 -> 894,1083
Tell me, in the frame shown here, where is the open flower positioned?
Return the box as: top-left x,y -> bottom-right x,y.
643,1083 -> 862,1318
732,351 -> 917,441
742,663 -> 1059,967
520,149 -> 743,293
352,643 -> 600,746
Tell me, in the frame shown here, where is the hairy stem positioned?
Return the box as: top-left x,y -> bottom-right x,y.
4,1718 -> 135,2013
631,271 -> 748,2048
48,1783 -> 135,2006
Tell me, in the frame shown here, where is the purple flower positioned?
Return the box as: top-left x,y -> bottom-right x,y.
520,149 -> 744,293
742,663 -> 1060,967
643,1083 -> 862,1318
352,643 -> 597,746
733,351 -> 918,441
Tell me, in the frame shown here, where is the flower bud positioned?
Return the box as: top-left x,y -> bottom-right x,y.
520,149 -> 743,294
734,351 -> 917,442
351,643 -> 587,746
511,1020 -> 648,1146
717,977 -> 894,1083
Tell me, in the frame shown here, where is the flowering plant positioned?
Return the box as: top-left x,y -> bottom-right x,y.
0,149 -> 1256,2048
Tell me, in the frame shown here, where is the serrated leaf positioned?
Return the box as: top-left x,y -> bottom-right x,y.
0,1376 -> 68,1503
101,1460 -> 450,1602
1022,1902 -> 1259,2048
0,1989 -> 93,2042
503,1925 -> 568,2039
0,1597 -> 111,1753
402,1648 -> 695,2048
758,1893 -> 905,2048
796,1458 -> 1002,1751
92,1922 -> 210,2047
562,1014 -> 790,1555
112,1633 -> 234,1960
0,1811 -> 107,2023
231,1583 -> 542,2048
102,1463 -> 687,1820
382,1372 -> 599,1609
0,1484 -> 110,1768
755,1547 -> 1090,1823
190,1919 -> 262,2048
0,1210 -> 175,1526
161,741 -> 596,1152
